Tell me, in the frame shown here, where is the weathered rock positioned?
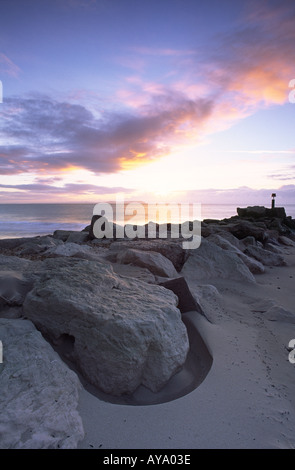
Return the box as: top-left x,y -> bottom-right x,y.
283,216 -> 295,230
237,206 -> 286,219
45,242 -> 96,259
66,231 -> 89,244
0,318 -> 84,449
237,206 -> 267,218
53,230 -> 73,241
244,245 -> 286,266
23,257 -> 189,395
241,236 -> 257,247
265,306 -> 295,323
0,254 -> 33,271
0,236 -> 62,254
0,237 -> 37,250
88,215 -> 121,240
111,263 -> 156,284
264,242 -> 285,254
14,236 -> 63,255
227,220 -> 267,242
215,231 -> 244,250
109,239 -> 187,271
181,238 -> 255,283
278,235 -> 295,247
159,277 -> 203,314
207,234 -> 265,274
116,248 -> 179,278
0,271 -> 33,307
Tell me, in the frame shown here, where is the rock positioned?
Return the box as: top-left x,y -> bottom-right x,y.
215,231 -> 244,250
207,234 -> 265,274
14,236 -> 63,255
159,277 -> 203,314
227,220 -> 267,242
278,236 -> 295,247
244,245 -> 286,266
237,206 -> 286,219
237,206 -> 267,218
66,231 -> 89,244
109,239 -> 187,271
283,216 -> 295,230
53,230 -> 73,242
23,257 -> 189,395
181,238 -> 255,283
264,243 -> 285,254
111,263 -> 156,284
45,242 -> 94,258
0,318 -> 84,449
0,237 -> 37,250
241,236 -> 257,247
189,284 -> 226,324
88,215 -> 120,240
0,254 -> 33,271
0,271 -> 33,307
116,248 -> 179,278
265,306 -> 295,323
0,236 -> 62,254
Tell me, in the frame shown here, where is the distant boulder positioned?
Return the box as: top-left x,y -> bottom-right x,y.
237,205 -> 286,219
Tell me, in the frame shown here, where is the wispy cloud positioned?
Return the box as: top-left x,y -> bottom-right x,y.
0,93 -> 214,176
0,53 -> 21,78
128,46 -> 196,57
205,1 -> 295,106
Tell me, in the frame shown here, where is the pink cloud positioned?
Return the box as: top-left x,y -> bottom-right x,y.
0,53 -> 21,78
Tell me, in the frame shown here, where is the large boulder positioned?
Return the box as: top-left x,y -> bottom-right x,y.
181,238 -> 255,283
278,236 -> 295,247
207,234 -> 265,274
66,231 -> 89,244
109,239 -> 187,271
0,236 -> 62,255
0,318 -> 84,449
116,248 -> 179,278
227,220 -> 267,242
237,206 -> 286,219
244,245 -> 286,266
23,257 -> 189,396
44,242 -> 102,260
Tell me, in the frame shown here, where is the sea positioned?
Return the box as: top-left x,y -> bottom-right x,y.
0,203 -> 295,239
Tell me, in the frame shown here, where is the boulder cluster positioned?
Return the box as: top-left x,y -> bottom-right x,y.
0,205 -> 294,448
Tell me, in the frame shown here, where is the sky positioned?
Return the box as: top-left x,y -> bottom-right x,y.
0,0 -> 295,205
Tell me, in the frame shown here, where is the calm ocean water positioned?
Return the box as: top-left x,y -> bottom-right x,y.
0,203 -> 295,239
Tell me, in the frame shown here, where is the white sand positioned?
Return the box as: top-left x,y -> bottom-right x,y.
77,245 -> 295,449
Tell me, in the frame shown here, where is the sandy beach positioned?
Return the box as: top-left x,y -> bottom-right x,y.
75,245 -> 295,449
